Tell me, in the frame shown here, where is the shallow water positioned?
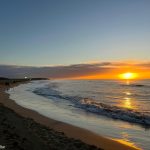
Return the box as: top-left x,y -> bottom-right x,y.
8,80 -> 150,150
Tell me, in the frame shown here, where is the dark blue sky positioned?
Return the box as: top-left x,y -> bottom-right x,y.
0,0 -> 150,66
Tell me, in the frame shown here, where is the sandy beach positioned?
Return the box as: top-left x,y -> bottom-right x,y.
0,82 -> 140,150
0,0 -> 149,149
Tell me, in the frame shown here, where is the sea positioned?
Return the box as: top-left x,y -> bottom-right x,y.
7,79 -> 150,150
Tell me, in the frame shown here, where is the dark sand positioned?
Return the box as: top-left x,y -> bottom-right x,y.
0,82 -> 140,150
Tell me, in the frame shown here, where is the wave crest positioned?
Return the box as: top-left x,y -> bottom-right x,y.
33,87 -> 150,127
80,98 -> 150,126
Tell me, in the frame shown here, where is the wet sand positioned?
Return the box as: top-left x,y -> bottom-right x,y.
0,83 -> 140,150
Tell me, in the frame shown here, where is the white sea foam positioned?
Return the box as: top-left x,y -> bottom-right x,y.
7,80 -> 150,150
34,87 -> 150,126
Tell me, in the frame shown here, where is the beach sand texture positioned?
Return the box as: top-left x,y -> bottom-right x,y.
0,82 -> 140,150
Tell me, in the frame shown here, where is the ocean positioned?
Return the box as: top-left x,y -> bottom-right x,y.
7,79 -> 150,150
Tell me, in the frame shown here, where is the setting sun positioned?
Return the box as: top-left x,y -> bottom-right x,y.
119,72 -> 138,80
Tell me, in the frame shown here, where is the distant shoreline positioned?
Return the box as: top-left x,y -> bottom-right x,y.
0,80 -> 139,150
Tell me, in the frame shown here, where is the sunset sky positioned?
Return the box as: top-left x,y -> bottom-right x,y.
0,0 -> 150,79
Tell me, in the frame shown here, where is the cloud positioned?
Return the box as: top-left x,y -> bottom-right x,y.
135,62 -> 150,69
0,61 -> 150,79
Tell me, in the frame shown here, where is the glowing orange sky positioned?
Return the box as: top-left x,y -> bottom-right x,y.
75,71 -> 149,80
73,62 -> 150,80
1,61 -> 150,79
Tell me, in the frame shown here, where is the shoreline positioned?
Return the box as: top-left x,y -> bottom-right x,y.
0,83 -> 140,150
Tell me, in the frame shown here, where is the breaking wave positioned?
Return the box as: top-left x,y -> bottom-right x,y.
33,86 -> 150,127
80,98 -> 150,126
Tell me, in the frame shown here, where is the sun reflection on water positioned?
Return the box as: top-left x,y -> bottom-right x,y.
119,89 -> 136,110
119,93 -> 134,110
125,91 -> 131,96
124,97 -> 132,109
126,80 -> 130,85
114,138 -> 141,150
114,132 -> 141,150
